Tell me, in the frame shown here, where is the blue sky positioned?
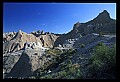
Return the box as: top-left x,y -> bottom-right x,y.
3,3 -> 116,34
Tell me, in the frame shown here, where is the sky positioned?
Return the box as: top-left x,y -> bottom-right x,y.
3,3 -> 116,34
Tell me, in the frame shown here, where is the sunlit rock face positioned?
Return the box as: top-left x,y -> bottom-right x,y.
3,31 -> 58,78
24,42 -> 42,50
3,32 -> 17,43
3,30 -> 59,53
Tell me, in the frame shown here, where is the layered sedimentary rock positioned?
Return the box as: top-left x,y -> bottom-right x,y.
3,30 -> 59,53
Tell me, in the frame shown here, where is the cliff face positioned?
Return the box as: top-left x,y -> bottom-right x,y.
72,10 -> 116,36
54,10 -> 116,46
39,34 -> 59,47
3,30 -> 59,53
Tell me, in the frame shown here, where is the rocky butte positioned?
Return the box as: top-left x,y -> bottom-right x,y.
3,10 -> 116,79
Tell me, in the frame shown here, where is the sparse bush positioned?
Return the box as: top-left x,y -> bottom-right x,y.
88,43 -> 116,79
34,47 -> 82,79
46,49 -> 62,55
98,32 -> 105,37
80,44 -> 85,48
76,69 -> 82,78
69,49 -> 76,54
46,74 -> 52,79
97,42 -> 104,46
29,76 -> 36,79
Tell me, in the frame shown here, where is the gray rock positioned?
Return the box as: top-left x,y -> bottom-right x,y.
3,50 -> 23,78
24,42 -> 46,50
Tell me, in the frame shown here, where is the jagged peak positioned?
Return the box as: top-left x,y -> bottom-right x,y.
18,30 -> 22,33
102,10 -> 109,13
99,10 -> 110,17
17,30 -> 27,35
74,21 -> 81,28
94,10 -> 111,21
76,21 -> 80,24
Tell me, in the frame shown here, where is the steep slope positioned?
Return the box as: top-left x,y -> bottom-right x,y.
31,33 -> 116,79
3,30 -> 59,53
3,32 -> 116,78
54,10 -> 116,46
39,34 -> 59,47
72,10 -> 116,35
3,32 -> 17,43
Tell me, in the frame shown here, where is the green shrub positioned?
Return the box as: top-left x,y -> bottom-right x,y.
97,42 -> 104,46
88,43 -> 116,79
80,44 -> 85,48
29,76 -> 36,79
46,49 -> 62,55
46,74 -> 52,79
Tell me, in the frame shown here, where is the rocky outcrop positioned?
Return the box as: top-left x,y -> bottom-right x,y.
24,42 -> 42,50
70,10 -> 116,36
39,34 -> 59,47
93,10 -> 111,21
3,32 -> 17,43
3,50 -> 23,78
3,30 -> 41,53
76,10 -> 116,35
3,30 -> 59,53
24,42 -> 49,50
3,48 -> 56,78
54,10 -> 116,46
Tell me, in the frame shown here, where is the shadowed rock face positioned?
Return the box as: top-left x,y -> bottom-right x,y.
94,10 -> 111,21
54,10 -> 116,46
3,48 -> 56,78
5,52 -> 32,78
73,10 -> 116,35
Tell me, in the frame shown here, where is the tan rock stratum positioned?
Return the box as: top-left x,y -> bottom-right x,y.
3,30 -> 59,53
